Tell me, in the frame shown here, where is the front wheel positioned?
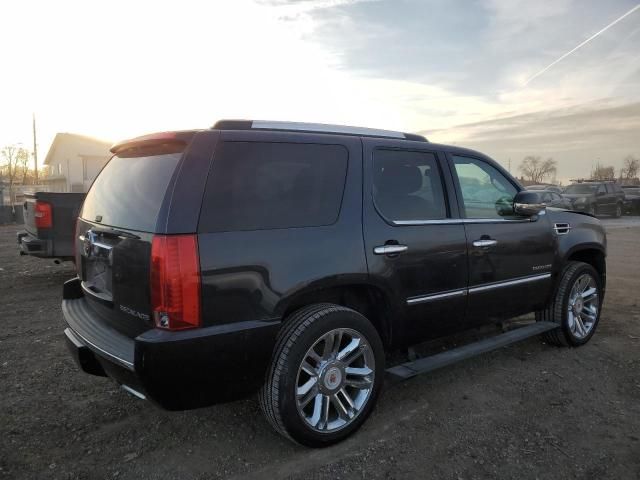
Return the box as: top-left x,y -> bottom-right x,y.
536,261 -> 603,346
260,304 -> 385,447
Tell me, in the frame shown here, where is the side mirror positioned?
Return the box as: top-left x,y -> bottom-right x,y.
513,190 -> 546,217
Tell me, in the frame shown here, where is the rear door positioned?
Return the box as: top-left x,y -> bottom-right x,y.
362,139 -> 468,345
447,154 -> 555,326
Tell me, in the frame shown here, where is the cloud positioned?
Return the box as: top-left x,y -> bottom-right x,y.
293,0 -> 640,100
423,101 -> 640,180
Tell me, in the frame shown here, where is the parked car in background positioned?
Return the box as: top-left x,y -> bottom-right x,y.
622,185 -> 640,215
562,181 -> 625,217
525,184 -> 563,194
523,190 -> 572,210
17,192 -> 85,260
62,120 -> 607,447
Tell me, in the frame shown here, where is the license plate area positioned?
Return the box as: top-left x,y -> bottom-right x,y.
80,231 -> 115,301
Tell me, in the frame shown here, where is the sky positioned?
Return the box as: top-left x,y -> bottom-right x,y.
1,0 -> 639,182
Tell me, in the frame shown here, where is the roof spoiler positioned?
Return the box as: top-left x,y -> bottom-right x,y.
110,131 -> 198,154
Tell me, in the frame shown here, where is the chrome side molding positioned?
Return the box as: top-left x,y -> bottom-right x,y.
406,273 -> 552,305
406,289 -> 467,305
467,273 -> 551,294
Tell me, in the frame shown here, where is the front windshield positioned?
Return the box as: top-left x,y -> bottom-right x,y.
563,184 -> 598,194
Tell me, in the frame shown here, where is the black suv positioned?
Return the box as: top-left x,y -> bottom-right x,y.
562,180 -> 625,217
63,121 -> 607,447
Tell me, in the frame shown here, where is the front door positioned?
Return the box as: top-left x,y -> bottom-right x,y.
448,154 -> 555,327
362,140 -> 468,346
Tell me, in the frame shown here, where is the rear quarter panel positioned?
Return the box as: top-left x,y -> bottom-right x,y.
196,130 -> 367,327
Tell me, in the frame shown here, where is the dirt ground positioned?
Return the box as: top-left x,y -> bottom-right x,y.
1,221 -> 639,479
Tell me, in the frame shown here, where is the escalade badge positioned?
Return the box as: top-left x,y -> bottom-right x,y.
532,264 -> 552,271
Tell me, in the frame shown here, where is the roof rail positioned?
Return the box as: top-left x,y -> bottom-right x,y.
211,120 -> 428,142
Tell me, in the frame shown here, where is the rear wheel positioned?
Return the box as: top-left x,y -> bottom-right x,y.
536,261 -> 602,346
614,202 -> 623,218
260,304 -> 384,447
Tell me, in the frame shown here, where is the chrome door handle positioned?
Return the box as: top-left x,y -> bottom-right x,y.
374,245 -> 408,255
473,239 -> 498,248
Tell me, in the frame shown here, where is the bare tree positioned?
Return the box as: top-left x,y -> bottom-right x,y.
18,148 -> 30,185
591,163 -> 616,181
518,156 -> 557,184
620,155 -> 639,180
1,145 -> 23,207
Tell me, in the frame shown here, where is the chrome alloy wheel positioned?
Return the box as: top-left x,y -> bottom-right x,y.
567,273 -> 599,339
295,328 -> 375,433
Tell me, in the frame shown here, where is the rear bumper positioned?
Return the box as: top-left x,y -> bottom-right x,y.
62,277 -> 280,410
17,230 -> 52,257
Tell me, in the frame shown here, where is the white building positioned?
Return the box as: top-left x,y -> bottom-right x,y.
43,133 -> 112,192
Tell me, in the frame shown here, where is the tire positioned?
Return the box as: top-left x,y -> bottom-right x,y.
588,204 -> 597,217
614,202 -> 622,218
260,303 -> 385,447
536,261 -> 603,347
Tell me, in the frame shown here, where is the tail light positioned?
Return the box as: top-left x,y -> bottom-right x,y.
34,201 -> 52,229
150,235 -> 201,330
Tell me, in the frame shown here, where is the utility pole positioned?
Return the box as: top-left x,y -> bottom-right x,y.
32,113 -> 38,184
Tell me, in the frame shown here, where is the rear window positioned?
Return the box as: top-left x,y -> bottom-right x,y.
199,141 -> 348,232
81,148 -> 182,232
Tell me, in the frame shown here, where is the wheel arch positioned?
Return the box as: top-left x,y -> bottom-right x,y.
564,246 -> 606,290
275,279 -> 396,349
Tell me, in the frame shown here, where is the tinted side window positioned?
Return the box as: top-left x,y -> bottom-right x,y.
452,156 -> 517,219
199,142 -> 348,232
372,149 -> 447,222
598,184 -> 606,194
606,184 -> 615,193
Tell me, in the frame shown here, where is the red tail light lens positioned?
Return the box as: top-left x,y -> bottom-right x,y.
150,235 -> 201,330
34,201 -> 52,229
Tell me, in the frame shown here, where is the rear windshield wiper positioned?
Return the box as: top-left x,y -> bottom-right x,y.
90,226 -> 141,240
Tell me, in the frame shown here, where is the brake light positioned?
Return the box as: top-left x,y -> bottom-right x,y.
150,235 -> 201,330
34,201 -> 52,229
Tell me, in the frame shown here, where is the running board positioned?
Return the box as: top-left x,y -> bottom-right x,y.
386,321 -> 558,381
